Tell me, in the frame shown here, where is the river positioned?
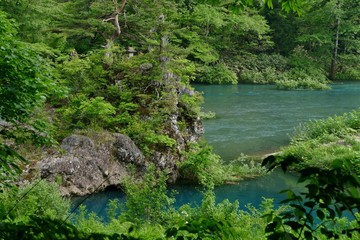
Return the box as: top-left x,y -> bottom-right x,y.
72,82 -> 360,218
196,82 -> 360,161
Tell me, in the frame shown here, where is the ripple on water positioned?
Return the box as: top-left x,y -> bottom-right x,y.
195,83 -> 360,160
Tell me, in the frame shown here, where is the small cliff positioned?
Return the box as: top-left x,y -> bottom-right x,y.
37,114 -> 203,197
38,133 -> 146,196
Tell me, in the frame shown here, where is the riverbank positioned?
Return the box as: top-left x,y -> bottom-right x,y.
276,108 -> 360,173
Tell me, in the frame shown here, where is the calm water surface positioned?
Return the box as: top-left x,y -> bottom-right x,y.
72,82 -> 360,217
195,82 -> 360,161
72,170 -> 301,220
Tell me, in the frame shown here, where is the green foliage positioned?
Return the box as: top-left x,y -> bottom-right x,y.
275,72 -> 330,90
0,215 -> 143,240
238,54 -> 287,84
0,180 -> 70,223
179,91 -> 204,118
262,155 -> 360,239
179,142 -> 226,187
277,109 -> 360,172
240,67 -> 278,84
0,10 -> 56,189
1,0 -> 359,238
273,47 -> 330,90
60,95 -> 116,129
0,11 -> 53,122
0,0 -> 66,44
119,114 -> 176,155
121,165 -> 176,224
228,154 -> 268,180
196,63 -> 238,84
198,111 -> 216,120
0,180 -> 278,240
166,193 -> 276,239
291,109 -> 360,142
189,42 -> 220,64
262,109 -> 360,238
0,144 -> 28,188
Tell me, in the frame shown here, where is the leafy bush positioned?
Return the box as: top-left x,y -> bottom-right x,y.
279,108 -> 360,172
120,165 -> 176,224
291,109 -> 360,142
275,77 -> 330,90
179,142 -> 226,187
59,95 -> 116,129
179,92 -> 203,118
228,154 -> 267,180
166,193 -> 277,239
336,54 -> 360,81
275,68 -> 330,90
0,11 -> 53,123
240,67 -> 279,84
237,53 -> 288,84
198,111 -> 216,119
262,155 -> 360,240
196,63 -> 238,84
273,46 -> 331,90
0,180 -> 70,223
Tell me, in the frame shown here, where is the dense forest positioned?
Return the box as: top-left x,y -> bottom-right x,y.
0,0 -> 359,239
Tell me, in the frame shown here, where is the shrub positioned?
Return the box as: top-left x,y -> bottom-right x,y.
120,164 -> 176,224
228,154 -> 267,180
239,67 -> 279,84
263,155 -> 360,240
291,109 -> 360,142
179,142 -> 226,187
275,68 -> 330,90
59,95 -> 116,129
279,108 -> 360,172
237,53 -> 288,84
0,180 -> 70,223
195,63 -> 238,84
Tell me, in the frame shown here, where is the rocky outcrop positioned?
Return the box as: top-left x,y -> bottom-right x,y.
36,107 -> 204,197
36,60 -> 205,196
38,133 -> 146,197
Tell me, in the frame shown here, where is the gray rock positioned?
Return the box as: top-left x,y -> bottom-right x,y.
139,63 -> 153,72
38,133 -> 144,197
113,133 -> 146,166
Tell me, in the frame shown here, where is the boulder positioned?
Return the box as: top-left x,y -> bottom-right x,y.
38,133 -> 145,197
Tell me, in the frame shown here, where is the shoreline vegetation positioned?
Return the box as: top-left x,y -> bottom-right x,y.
2,108 -> 359,239
1,0 -> 359,238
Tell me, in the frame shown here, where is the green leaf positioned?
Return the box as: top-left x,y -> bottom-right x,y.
304,201 -> 316,208
316,209 -> 325,220
304,230 -> 313,240
284,221 -> 303,230
306,184 -> 319,198
265,221 -> 279,233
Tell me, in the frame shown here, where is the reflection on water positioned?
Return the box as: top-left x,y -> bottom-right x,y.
195,82 -> 360,161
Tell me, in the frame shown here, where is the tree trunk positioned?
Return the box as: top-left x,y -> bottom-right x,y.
329,18 -> 340,80
102,0 -> 127,69
103,0 -> 127,42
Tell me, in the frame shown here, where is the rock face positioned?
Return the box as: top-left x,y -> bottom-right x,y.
38,133 -> 146,196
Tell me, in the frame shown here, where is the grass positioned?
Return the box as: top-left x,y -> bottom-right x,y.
279,108 -> 360,173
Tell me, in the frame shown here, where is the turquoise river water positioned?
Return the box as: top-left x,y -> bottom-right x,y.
196,82 -> 360,161
72,82 -> 360,218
